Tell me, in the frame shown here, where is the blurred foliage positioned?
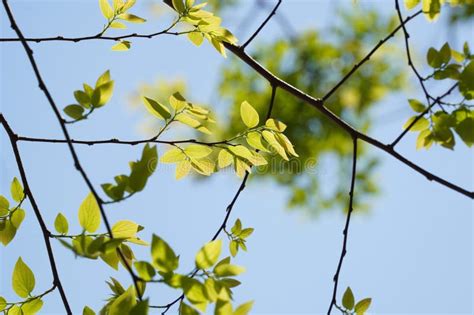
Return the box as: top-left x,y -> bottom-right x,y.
129,8 -> 409,216
214,9 -> 406,215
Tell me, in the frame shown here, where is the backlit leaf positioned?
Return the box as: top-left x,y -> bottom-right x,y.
78,193 -> 101,233
12,257 -> 35,298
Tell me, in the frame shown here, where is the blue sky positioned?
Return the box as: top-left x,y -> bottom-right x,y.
1,1 -> 472,314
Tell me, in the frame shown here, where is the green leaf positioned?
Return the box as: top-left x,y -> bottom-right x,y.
439,43 -> 451,65
110,21 -> 127,29
130,299 -> 149,315
83,306 -> 96,315
54,213 -> 69,234
408,99 -> 426,113
182,278 -> 207,304
240,101 -> 259,128
355,298 -> 372,315
99,0 -> 114,19
118,13 -> 146,23
11,209 -> 25,229
109,287 -> 137,315
460,61 -> 474,91
134,261 -> 156,281
265,118 -> 287,132
78,193 -> 101,233
455,117 -> 474,146
0,196 -> 9,216
12,257 -> 35,298
129,144 -> 158,192
342,287 -> 355,310
403,116 -> 429,131
0,296 -> 6,311
179,302 -> 199,315
172,0 -> 185,13
233,301 -> 254,315
404,0 -> 420,9
422,0 -> 441,21
11,177 -> 24,203
111,40 -> 131,51
96,70 -> 111,87
246,131 -> 269,152
74,90 -> 91,107
64,104 -> 85,120
262,130 -> 289,160
142,96 -> 171,120
112,220 -> 140,239
0,221 -> 17,246
22,298 -> 43,314
184,145 -> 213,159
213,263 -> 245,277
91,81 -> 114,107
215,299 -> 233,315
218,149 -> 233,169
229,240 -> 238,257
195,239 -> 222,270
151,234 -> 179,272
427,47 -> 441,68
188,32 -> 204,46
176,160 -> 192,180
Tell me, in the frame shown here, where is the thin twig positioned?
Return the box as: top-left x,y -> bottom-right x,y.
241,0 -> 282,49
1,0 -> 143,298
327,137 -> 358,315
0,114 -> 72,315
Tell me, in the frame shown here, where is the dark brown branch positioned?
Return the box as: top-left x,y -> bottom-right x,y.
327,137 -> 358,315
0,114 -> 72,315
1,0 -> 143,297
323,9 -> 423,101
241,0 -> 282,49
17,136 -> 231,147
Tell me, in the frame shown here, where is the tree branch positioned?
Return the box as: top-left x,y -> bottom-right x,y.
1,0 -> 143,297
0,114 -> 72,315
241,0 -> 282,49
327,137 -> 358,315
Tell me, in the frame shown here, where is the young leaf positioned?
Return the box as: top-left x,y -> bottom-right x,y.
111,220 -> 140,239
179,301 -> 199,315
134,261 -> 156,281
83,306 -> 96,315
408,99 -> 426,113
22,298 -> 43,314
108,287 -> 137,315
0,297 -> 6,311
63,104 -> 85,120
188,32 -> 204,46
11,209 -> 25,229
111,40 -> 131,51
233,301 -> 254,315
142,97 -> 171,120
99,0 -> 114,19
403,116 -> 429,131
118,13 -> 146,23
342,287 -> 355,310
213,263 -> 245,277
355,298 -> 372,315
12,257 -> 35,298
262,130 -> 289,160
184,145 -> 213,159
404,0 -> 420,9
240,101 -> 259,128
11,177 -> 24,203
265,118 -> 287,132
176,160 -> 192,180
78,193 -> 101,233
195,239 -> 222,270
246,131 -> 269,152
54,213 -> 69,234
218,149 -> 233,169
151,234 -> 179,272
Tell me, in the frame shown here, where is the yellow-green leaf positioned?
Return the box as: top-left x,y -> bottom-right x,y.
176,160 -> 192,180
54,213 -> 69,234
117,13 -> 146,23
240,101 -> 259,128
233,301 -> 254,315
160,148 -> 186,163
83,306 -> 96,315
265,118 -> 286,132
0,297 -> 6,311
355,298 -> 372,315
11,209 -> 25,229
134,261 -> 156,281
111,40 -> 131,51
184,145 -> 213,159
11,177 -> 24,203
22,298 -> 43,314
143,96 -> 171,120
110,21 -> 127,29
246,131 -> 269,152
112,220 -> 140,239
262,130 -> 288,160
99,0 -> 114,19
342,287 -> 355,310
404,0 -> 420,9
78,193 -> 101,233
151,234 -> 179,272
195,239 -> 222,270
218,149 -> 233,169
188,32 -> 204,46
403,116 -> 430,131
12,257 -> 35,298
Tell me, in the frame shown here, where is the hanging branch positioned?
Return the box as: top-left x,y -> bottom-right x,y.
0,114 -> 72,315
327,136 -> 358,315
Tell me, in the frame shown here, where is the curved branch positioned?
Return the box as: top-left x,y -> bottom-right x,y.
1,0 -> 143,297
0,115 -> 72,315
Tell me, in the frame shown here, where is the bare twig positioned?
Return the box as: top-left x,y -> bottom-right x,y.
327,137 -> 358,315
0,114 -> 72,315
1,0 -> 143,297
241,0 -> 282,49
